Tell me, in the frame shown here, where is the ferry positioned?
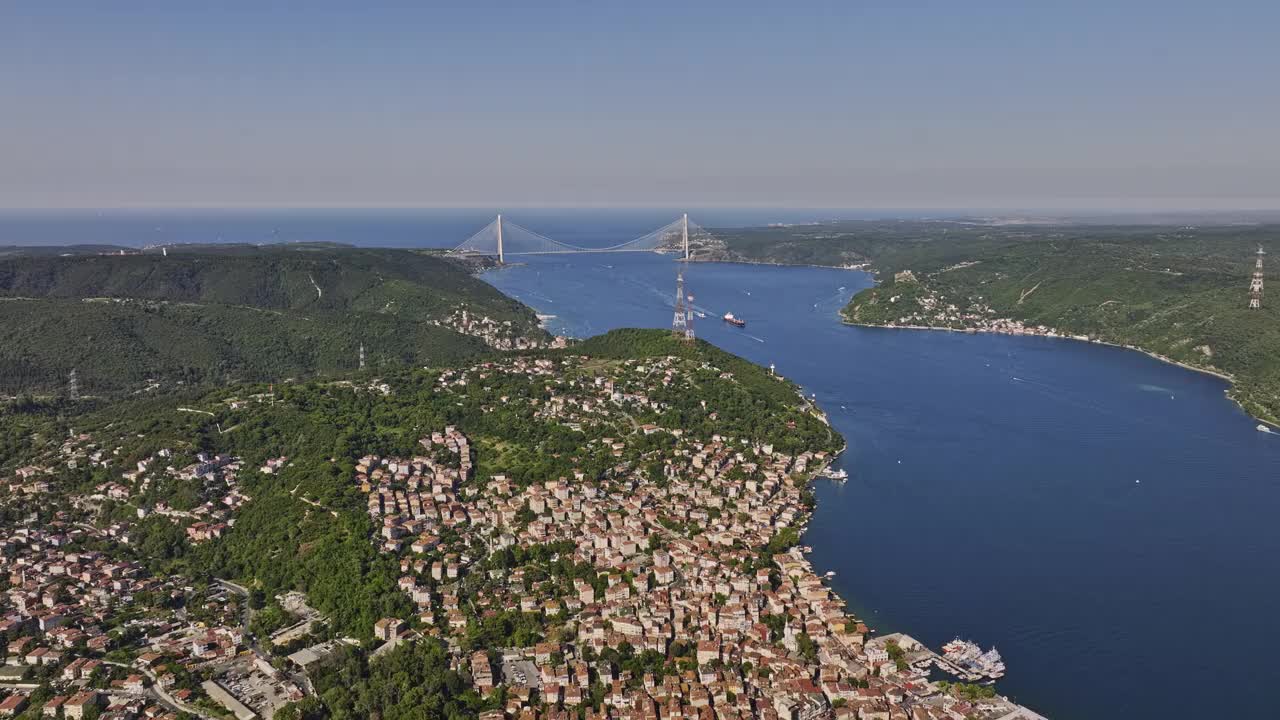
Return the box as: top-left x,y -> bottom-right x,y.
723,312 -> 746,328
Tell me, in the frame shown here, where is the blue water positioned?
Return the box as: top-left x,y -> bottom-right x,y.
8,209 -> 1280,717
483,252 -> 1280,719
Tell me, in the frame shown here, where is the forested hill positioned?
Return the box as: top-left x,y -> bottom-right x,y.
0,244 -> 521,320
0,328 -> 838,718
0,245 -> 547,396
696,221 -> 1280,423
0,328 -> 836,641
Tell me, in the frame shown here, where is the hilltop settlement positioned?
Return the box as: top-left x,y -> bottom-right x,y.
0,330 -> 1043,720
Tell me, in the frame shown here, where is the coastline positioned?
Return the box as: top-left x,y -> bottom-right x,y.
838,318 -> 1280,428
794,394 -> 1046,717
467,251 -> 1271,717
840,319 -> 1234,381
690,254 -> 1257,413
685,256 -> 868,272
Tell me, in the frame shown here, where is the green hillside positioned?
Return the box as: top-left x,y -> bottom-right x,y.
0,244 -> 531,324
0,245 -> 546,396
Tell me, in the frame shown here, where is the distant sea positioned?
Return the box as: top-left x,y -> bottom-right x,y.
0,207 -> 940,249
4,207 -> 1279,250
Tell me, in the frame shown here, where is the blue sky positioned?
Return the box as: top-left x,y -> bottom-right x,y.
3,1 -> 1278,209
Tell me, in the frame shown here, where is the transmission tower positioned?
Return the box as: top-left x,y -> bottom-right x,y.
672,270 -> 694,341
1250,245 -> 1265,309
359,343 -> 367,370
68,368 -> 79,401
685,291 -> 696,341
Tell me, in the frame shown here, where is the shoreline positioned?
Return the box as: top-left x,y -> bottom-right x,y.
793,395 -> 1046,716
687,255 -> 1259,414
838,318 -> 1280,428
840,318 -> 1235,381
477,259 -> 1043,714
685,256 -> 868,272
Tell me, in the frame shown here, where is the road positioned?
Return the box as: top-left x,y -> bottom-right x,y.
102,659 -> 215,719
215,578 -> 257,649
215,578 -> 316,699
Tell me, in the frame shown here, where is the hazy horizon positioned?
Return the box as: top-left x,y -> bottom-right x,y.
5,2 -> 1280,209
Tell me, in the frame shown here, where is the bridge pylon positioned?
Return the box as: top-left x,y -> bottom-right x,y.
450,212 -> 706,258
682,213 -> 689,260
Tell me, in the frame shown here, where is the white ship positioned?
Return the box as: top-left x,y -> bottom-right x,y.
942,638 -> 1006,678
819,467 -> 849,481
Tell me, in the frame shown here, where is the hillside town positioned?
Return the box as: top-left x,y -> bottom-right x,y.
845,273 -> 1088,344
0,351 -> 1043,720
430,306 -> 569,351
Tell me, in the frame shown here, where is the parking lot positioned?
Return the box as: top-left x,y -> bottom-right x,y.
501,659 -> 540,689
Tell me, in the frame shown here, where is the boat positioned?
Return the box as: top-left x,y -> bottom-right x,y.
723,312 -> 746,328
941,638 -> 1006,679
694,311 -> 707,318
1258,424 -> 1272,433
819,467 -> 849,481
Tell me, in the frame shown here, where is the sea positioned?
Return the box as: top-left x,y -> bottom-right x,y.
5,208 -> 1279,718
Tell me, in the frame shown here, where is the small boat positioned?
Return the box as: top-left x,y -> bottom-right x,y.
723,312 -> 746,328
1258,424 -> 1272,433
694,311 -> 707,318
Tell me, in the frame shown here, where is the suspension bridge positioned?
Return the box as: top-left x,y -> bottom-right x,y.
449,213 -> 715,262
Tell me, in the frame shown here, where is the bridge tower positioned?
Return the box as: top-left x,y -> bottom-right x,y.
682,213 -> 689,260
496,214 -> 504,264
1250,245 -> 1265,309
672,270 -> 693,341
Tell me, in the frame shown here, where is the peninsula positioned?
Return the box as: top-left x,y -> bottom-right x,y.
0,328 -> 1043,720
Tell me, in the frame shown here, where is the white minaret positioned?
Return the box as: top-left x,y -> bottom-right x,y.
496,214 -> 504,264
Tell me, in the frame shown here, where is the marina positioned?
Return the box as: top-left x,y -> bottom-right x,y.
818,467 -> 849,482
871,634 -> 1008,684
942,639 -> 1007,679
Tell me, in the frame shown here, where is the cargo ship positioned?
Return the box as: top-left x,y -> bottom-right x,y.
723,312 -> 746,328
